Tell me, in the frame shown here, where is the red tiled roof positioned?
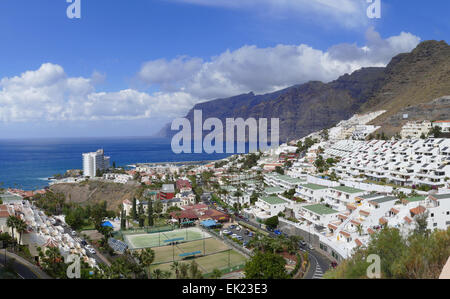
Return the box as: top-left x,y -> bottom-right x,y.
351,220 -> 362,226
328,223 -> 338,230
390,208 -> 399,215
338,214 -> 348,220
367,228 -> 375,235
170,210 -> 198,220
355,239 -> 363,247
360,210 -> 370,216
404,216 -> 413,224
410,206 -> 426,216
340,231 -> 351,238
379,217 -> 388,225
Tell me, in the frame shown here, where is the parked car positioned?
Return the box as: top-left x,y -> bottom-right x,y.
229,225 -> 236,229
89,248 -> 96,254
222,230 -> 232,235
235,226 -> 241,231
71,231 -> 77,236
236,236 -> 243,241
299,241 -> 307,248
248,232 -> 254,237
274,230 -> 282,235
331,262 -> 338,269
231,234 -> 239,238
81,240 -> 87,246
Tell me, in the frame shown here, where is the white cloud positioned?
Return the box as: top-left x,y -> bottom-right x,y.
0,29 -> 421,124
0,63 -> 197,122
138,28 -> 421,100
173,0 -> 368,28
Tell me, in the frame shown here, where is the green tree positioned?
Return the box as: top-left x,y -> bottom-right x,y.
133,248 -> 156,279
147,199 -> 154,227
244,250 -> 289,279
131,198 -> 137,221
210,268 -> 223,279
265,216 -> 279,230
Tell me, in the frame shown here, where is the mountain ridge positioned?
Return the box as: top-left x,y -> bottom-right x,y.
158,40 -> 450,141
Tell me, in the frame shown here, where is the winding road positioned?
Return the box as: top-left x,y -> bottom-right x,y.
0,249 -> 51,279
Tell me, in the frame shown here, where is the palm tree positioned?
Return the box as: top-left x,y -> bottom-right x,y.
134,248 -> 155,279
356,224 -> 363,237
210,268 -> 223,279
152,268 -> 172,279
170,261 -> 180,279
6,216 -> 18,248
15,218 -> 27,245
179,263 -> 190,279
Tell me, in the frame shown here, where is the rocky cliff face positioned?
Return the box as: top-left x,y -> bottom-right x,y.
374,96 -> 450,137
159,40 -> 450,141
363,40 -> 450,130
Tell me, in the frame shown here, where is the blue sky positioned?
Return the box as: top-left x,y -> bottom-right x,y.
0,0 -> 448,138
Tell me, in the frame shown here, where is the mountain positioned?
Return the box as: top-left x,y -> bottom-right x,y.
159,40 -> 450,141
362,40 -> 450,132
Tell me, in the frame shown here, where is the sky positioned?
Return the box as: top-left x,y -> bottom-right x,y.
0,0 -> 448,138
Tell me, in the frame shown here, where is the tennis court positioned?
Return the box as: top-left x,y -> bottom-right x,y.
124,227 -> 208,249
152,238 -> 230,264
149,248 -> 248,277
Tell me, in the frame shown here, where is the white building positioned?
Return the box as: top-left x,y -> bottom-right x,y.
433,121 -> 450,133
82,149 -> 110,178
400,121 -> 432,139
328,138 -> 450,188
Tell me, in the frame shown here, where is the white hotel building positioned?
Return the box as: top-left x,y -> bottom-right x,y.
82,149 -> 110,178
326,138 -> 450,188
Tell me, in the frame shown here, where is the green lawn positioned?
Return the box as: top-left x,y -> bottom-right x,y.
150,249 -> 247,277
125,228 -> 208,249
152,238 -> 230,264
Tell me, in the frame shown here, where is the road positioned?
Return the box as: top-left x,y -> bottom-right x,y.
61,226 -> 108,266
302,248 -> 331,279
0,250 -> 51,279
205,198 -> 334,279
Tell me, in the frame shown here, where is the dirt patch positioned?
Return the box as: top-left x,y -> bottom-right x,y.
50,181 -> 140,211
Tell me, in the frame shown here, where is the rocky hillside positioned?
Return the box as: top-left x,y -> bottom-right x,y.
363,40 -> 450,131
159,40 -> 450,141
50,181 -> 139,212
374,96 -> 450,137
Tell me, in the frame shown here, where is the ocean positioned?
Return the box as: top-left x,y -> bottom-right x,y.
0,137 -> 240,191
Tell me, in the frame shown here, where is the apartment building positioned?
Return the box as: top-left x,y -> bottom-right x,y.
264,172 -> 305,190
328,138 -> 450,187
82,149 -> 110,178
245,196 -> 288,221
433,120 -> 450,133
400,121 -> 432,139
296,183 -> 329,203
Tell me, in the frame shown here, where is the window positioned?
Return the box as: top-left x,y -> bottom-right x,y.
431,213 -> 434,217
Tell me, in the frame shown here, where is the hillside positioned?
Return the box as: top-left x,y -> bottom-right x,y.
363,40 -> 450,131
373,95 -> 450,137
50,181 -> 139,212
159,40 -> 450,141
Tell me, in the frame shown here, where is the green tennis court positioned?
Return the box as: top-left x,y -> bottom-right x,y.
150,249 -> 248,277
152,238 -> 230,264
125,227 -> 208,249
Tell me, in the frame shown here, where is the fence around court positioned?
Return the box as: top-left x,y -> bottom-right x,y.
113,225 -> 175,239
202,263 -> 246,278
